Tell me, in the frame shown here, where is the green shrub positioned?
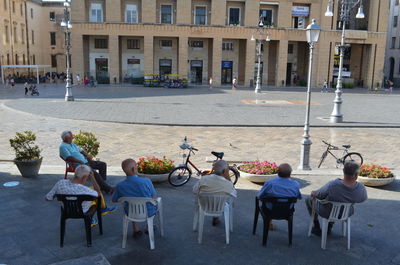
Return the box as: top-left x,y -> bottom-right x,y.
9,131 -> 41,161
343,82 -> 355,88
73,131 -> 100,157
299,79 -> 307,86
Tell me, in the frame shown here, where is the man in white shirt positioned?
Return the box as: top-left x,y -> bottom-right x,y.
193,160 -> 237,225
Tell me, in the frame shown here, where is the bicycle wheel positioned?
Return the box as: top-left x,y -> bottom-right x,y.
168,166 -> 192,187
229,166 -> 240,186
317,151 -> 328,168
343,152 -> 363,166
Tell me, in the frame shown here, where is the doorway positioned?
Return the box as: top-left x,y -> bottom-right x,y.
389,57 -> 395,81
190,60 -> 203,84
286,63 -> 292,86
159,59 -> 172,76
95,58 -> 109,83
221,61 -> 233,84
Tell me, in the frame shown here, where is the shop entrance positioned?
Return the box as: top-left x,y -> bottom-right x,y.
190,60 -> 203,84
95,58 -> 109,83
221,61 -> 233,84
159,59 -> 172,76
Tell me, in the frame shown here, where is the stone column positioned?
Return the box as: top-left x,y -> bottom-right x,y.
211,1 -> 225,25
212,37 -> 222,86
71,33 -> 84,83
245,39 -> 256,87
105,0 -> 121,22
275,39 -> 288,87
144,35 -> 154,75
277,2 -> 292,28
176,0 -> 191,24
178,36 -> 188,76
142,1 -> 156,23
108,35 -> 120,83
244,1 -> 259,27
71,0 -> 85,21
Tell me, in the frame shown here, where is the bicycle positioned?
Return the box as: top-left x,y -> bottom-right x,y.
168,137 -> 240,187
317,140 -> 363,168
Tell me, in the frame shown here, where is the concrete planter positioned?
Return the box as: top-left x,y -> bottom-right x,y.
14,157 -> 42,178
138,173 -> 169,183
237,168 -> 277,184
358,175 -> 396,187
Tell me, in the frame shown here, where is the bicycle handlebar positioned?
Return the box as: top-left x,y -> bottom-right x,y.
321,139 -> 339,149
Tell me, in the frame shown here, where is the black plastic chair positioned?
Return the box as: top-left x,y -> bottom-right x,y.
56,194 -> 103,247
252,196 -> 297,246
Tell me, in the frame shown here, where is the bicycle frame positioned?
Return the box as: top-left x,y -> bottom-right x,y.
182,149 -> 202,174
325,146 -> 349,164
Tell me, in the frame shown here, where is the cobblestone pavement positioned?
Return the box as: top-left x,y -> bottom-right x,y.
1,84 -> 400,127
0,85 -> 400,264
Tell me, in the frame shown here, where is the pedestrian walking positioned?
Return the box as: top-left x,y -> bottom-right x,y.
387,80 -> 394,93
232,77 -> 238,90
321,79 -> 328,92
76,74 -> 81,87
209,77 -> 213,90
10,78 -> 15,88
24,82 -> 29,95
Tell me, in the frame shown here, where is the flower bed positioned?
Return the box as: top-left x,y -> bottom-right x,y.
137,157 -> 174,183
358,163 -> 395,187
238,161 -> 278,184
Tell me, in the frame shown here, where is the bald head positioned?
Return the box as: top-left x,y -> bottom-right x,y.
212,160 -> 229,176
278,163 -> 292,178
121,158 -> 138,176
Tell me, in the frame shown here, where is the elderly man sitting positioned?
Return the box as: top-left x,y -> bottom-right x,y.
46,165 -> 115,226
306,161 -> 368,236
193,160 -> 237,226
112,158 -> 158,237
59,130 -> 114,194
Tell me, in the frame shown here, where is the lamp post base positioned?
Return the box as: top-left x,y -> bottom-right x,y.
65,95 -> 74,101
298,139 -> 312,171
330,115 -> 343,123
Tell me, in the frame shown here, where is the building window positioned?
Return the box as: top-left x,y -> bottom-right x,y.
51,55 -> 57,67
15,54 -> 18,65
396,0 -> 399,6
125,4 -> 138,23
394,16 -> 398,27
20,3 -> 22,16
30,8 -> 33,18
31,30 -> 34,44
50,32 -> 56,45
94,38 -> 108,49
190,40 -> 203,48
13,26 -> 17,43
3,0 -> 6,10
160,4 -> 172,24
288,44 -> 294,54
7,54 -> 10,64
160,39 -> 172,48
398,38 -> 400,49
5,25 -> 9,43
50,11 -> 55,21
32,54 -> 35,64
127,39 -> 140,49
90,3 -> 103,22
194,6 -> 206,25
12,1 -> 15,12
260,9 -> 273,26
392,37 -> 396,49
222,42 -> 233,51
22,54 -> 25,64
228,7 -> 240,25
21,27 -> 24,43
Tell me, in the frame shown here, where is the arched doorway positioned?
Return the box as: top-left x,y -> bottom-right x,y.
389,57 -> 395,81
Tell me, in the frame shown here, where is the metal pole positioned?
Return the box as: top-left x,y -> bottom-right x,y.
299,42 -> 315,170
64,6 -> 74,101
1,66 -> 4,85
36,67 -> 39,84
254,35 -> 262,93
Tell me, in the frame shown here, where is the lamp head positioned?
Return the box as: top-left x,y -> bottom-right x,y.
251,35 -> 255,41
306,19 -> 321,44
324,4 -> 333,17
356,6 -> 365,19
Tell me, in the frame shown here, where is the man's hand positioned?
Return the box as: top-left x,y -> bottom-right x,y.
86,154 -> 94,161
311,191 -> 317,198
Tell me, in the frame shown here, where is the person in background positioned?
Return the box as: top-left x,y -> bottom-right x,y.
24,82 -> 29,95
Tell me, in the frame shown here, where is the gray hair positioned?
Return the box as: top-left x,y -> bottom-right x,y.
278,163 -> 292,178
61,130 -> 72,141
213,160 -> 229,175
74,165 -> 92,179
343,161 -> 360,177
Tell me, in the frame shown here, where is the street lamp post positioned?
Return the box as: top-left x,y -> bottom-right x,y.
325,0 -> 364,123
61,0 -> 74,101
299,19 -> 320,171
251,16 -> 270,94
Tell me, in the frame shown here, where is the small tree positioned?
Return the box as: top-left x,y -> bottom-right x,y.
73,131 -> 100,157
9,131 -> 41,161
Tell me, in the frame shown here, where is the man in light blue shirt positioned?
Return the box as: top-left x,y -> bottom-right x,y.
112,158 -> 158,237
258,163 -> 302,208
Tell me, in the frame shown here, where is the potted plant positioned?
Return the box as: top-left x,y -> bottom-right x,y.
358,163 -> 396,187
237,160 -> 278,184
137,156 -> 175,183
9,130 -> 42,177
73,131 -> 100,158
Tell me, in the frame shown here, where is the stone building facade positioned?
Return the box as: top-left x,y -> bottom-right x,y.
0,0 -> 65,75
69,0 -> 388,88
384,0 -> 400,86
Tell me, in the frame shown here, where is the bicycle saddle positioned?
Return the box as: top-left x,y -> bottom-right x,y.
211,151 -> 224,159
342,145 -> 351,149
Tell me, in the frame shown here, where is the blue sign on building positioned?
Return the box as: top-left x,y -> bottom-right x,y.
221,61 -> 233,69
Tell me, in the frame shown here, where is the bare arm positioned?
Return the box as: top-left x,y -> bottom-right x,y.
65,156 -> 86,165
89,171 -> 101,195
81,151 -> 93,161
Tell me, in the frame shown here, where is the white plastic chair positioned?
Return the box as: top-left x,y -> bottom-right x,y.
119,197 -> 164,250
308,199 -> 353,250
193,193 -> 233,244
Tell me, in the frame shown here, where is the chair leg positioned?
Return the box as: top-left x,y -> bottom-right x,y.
262,217 -> 271,246
288,217 -> 293,246
224,208 -> 230,245
342,220 -> 346,237
193,205 -> 199,232
308,208 -> 316,237
347,218 -> 351,250
84,218 -> 92,247
198,210 -> 205,244
253,198 -> 260,235
60,216 -> 66,248
321,219 -> 328,250
97,207 -> 103,235
229,204 -> 233,233
157,199 -> 164,237
147,217 -> 155,250
122,216 -> 129,249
